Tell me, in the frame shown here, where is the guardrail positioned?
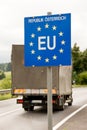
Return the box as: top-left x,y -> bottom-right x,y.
0,89 -> 11,95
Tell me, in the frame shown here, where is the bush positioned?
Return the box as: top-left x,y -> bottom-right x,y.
77,71 -> 87,85
1,78 -> 11,89
0,70 -> 5,80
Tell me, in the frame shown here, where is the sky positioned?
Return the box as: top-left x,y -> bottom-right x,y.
0,0 -> 87,63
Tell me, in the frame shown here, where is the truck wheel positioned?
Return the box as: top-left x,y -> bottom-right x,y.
68,102 -> 72,106
24,108 -> 29,111
29,106 -> 34,111
58,104 -> 65,111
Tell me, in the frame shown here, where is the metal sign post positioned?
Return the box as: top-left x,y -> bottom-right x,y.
47,12 -> 52,130
47,66 -> 52,130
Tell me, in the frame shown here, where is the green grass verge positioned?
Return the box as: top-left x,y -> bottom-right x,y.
4,71 -> 11,79
0,93 -> 12,100
0,79 -> 3,88
72,85 -> 87,88
0,71 -> 11,90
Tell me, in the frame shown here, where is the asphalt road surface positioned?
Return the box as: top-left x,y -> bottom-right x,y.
0,87 -> 87,130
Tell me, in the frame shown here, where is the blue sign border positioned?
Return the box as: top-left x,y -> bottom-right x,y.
24,13 -> 71,67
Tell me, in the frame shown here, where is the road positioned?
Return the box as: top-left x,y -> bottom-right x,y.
0,87 -> 87,130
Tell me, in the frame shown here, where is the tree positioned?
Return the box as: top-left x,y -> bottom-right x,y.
0,63 -> 11,72
77,71 -> 87,85
0,70 -> 5,80
82,49 -> 87,71
72,43 -> 83,74
6,62 -> 11,71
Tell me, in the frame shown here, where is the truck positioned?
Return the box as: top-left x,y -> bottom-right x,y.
11,44 -> 73,111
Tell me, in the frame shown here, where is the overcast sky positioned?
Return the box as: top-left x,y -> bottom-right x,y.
0,0 -> 87,63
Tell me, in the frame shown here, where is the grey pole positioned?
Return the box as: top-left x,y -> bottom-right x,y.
47,67 -> 53,130
47,12 -> 53,130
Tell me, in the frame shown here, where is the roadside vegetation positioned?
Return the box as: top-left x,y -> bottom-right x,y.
0,71 -> 11,90
0,70 -> 12,100
72,43 -> 87,85
0,93 -> 12,100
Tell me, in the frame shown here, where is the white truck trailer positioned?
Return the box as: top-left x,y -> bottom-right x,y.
11,45 -> 73,111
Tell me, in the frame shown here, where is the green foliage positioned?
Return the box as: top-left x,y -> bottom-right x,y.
72,43 -> 83,74
82,49 -> 87,71
0,70 -> 5,80
0,71 -> 11,89
1,78 -> 11,89
6,63 -> 11,71
0,94 -> 12,100
5,72 -> 11,79
72,43 -> 87,84
72,71 -> 77,84
77,72 -> 87,85
0,62 -> 11,72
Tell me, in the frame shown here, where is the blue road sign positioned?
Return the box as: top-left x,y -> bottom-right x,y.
24,13 -> 71,67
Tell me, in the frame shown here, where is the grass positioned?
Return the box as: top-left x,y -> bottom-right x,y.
4,71 -> 11,79
0,93 -> 12,100
0,79 -> 3,88
0,71 -> 11,90
0,93 -> 17,101
0,79 -> 5,89
72,85 -> 87,88
0,71 -> 17,100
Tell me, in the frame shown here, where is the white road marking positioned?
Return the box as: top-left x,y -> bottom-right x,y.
1,104 -> 87,129
0,108 -> 22,117
53,104 -> 87,130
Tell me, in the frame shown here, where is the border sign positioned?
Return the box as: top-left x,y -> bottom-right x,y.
24,13 -> 71,67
